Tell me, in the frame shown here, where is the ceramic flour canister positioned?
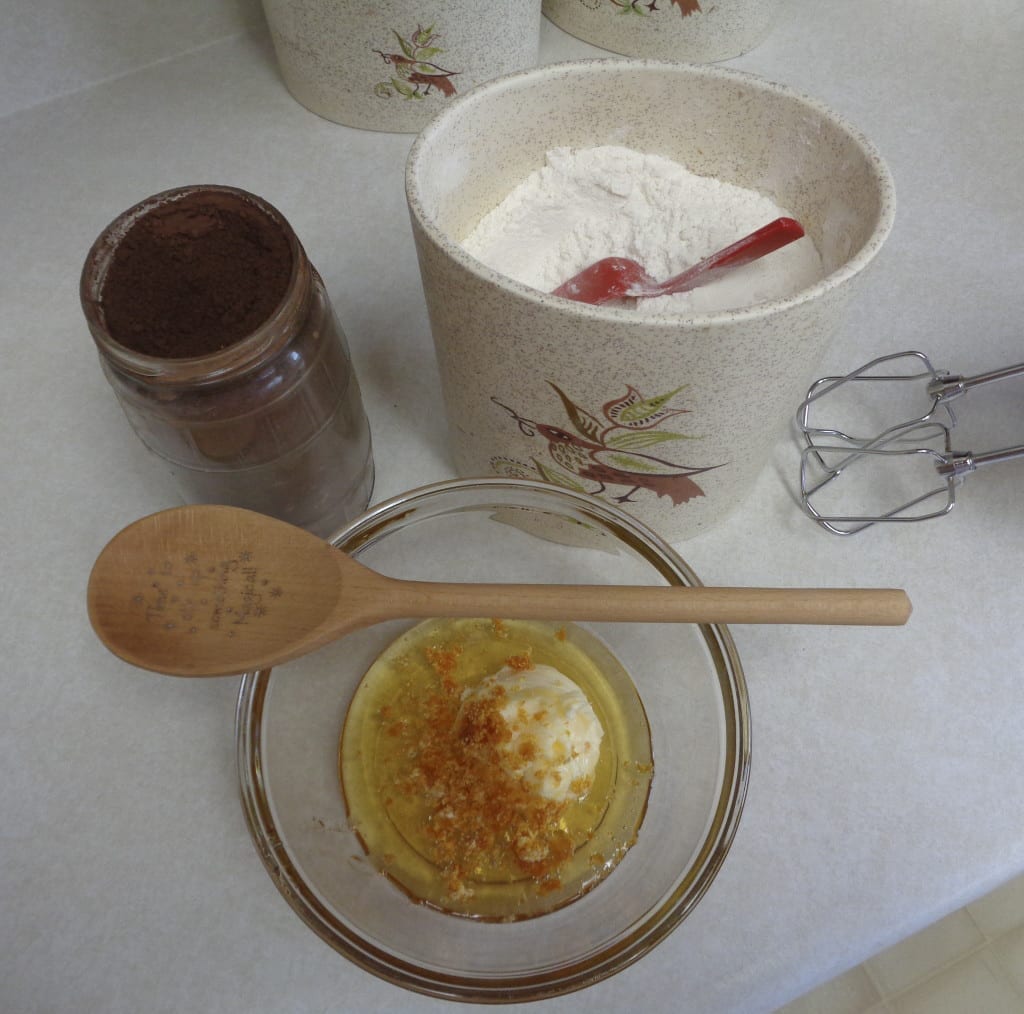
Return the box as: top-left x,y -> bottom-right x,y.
261,0 -> 544,132
406,61 -> 895,543
542,0 -> 782,63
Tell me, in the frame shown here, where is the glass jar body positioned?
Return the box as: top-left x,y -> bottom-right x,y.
82,186 -> 374,537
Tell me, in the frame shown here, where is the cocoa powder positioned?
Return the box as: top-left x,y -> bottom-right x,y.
100,190 -> 293,359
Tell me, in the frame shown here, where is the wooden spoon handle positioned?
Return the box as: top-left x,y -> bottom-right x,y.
384,581 -> 912,626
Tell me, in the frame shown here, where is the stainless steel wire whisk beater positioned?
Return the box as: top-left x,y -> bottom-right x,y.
796,351 -> 1024,535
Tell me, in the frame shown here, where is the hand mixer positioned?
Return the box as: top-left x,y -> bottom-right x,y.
796,351 -> 1024,535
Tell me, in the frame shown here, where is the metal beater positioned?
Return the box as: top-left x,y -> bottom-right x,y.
796,351 -> 1024,535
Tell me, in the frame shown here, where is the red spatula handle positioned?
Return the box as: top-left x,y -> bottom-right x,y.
649,216 -> 805,297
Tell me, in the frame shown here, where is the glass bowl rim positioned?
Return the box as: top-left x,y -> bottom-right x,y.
235,477 -> 751,1002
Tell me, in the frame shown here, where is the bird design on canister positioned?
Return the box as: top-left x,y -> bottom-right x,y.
598,0 -> 702,16
491,382 -> 724,507
373,23 -> 459,100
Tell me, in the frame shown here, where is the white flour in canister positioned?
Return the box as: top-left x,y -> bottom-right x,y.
462,145 -> 824,315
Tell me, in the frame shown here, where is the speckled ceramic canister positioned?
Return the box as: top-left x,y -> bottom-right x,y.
542,0 -> 782,63
406,60 -> 894,543
261,0 -> 543,132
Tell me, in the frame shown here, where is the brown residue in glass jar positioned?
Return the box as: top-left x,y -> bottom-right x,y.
100,190 -> 293,358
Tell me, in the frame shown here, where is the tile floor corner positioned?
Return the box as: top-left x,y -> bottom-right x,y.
775,871 -> 1024,1014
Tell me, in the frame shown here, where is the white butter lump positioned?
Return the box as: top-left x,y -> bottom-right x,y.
461,663 -> 603,803
462,144 -> 824,314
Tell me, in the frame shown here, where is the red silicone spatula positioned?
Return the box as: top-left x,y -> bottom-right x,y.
551,216 -> 805,305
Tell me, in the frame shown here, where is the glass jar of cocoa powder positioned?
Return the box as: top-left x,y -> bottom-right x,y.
80,185 -> 374,537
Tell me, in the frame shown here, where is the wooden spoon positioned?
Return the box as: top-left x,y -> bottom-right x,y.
551,217 -> 805,305
87,504 -> 912,677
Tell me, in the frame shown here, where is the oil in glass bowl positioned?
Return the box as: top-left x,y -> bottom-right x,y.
339,617 -> 653,920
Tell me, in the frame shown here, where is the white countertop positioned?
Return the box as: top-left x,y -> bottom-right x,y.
2,2 -> 1022,1012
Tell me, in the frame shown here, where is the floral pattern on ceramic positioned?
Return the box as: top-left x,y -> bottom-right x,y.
373,24 -> 459,101
598,0 -> 702,17
491,382 -> 722,507
262,0 -> 541,132
543,0 -> 778,62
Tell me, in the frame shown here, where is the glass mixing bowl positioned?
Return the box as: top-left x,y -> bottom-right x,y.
235,478 -> 750,1001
